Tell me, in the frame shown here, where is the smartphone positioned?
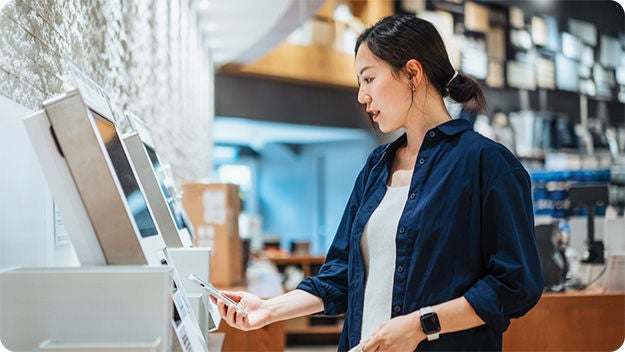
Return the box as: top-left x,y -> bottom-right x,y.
188,273 -> 248,317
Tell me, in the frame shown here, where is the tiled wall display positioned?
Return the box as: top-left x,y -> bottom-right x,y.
0,0 -> 213,182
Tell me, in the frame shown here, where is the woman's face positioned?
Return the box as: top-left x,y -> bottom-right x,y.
355,44 -> 413,133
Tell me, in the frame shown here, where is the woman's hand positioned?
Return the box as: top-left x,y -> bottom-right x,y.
361,312 -> 425,352
212,291 -> 272,331
212,289 -> 325,332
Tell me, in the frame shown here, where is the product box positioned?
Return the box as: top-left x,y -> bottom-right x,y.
181,182 -> 243,287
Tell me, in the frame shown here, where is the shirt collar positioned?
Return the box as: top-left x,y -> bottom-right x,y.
436,118 -> 472,136
378,119 -> 472,164
386,119 -> 471,149
386,133 -> 407,155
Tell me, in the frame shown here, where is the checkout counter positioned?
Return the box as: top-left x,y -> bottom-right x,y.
504,288 -> 624,351
504,180 -> 625,350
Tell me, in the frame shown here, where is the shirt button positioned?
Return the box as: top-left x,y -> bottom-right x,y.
419,158 -> 425,165
393,305 -> 401,313
409,193 -> 416,200
399,227 -> 405,234
429,131 -> 436,138
397,266 -> 404,273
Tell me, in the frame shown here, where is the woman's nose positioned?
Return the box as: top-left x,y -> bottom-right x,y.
358,91 -> 372,105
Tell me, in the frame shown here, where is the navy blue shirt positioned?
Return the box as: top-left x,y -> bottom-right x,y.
297,119 -> 544,351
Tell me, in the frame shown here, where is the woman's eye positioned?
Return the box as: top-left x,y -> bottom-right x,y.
363,78 -> 373,84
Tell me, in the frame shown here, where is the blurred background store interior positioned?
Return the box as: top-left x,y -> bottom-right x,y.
0,0 -> 624,350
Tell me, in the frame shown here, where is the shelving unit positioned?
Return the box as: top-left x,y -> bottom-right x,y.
221,43 -> 358,88
269,254 -> 325,278
267,255 -> 344,343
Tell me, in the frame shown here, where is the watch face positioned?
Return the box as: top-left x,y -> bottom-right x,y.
421,312 -> 441,334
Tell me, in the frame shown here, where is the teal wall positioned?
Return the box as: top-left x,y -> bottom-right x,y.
258,138 -> 377,255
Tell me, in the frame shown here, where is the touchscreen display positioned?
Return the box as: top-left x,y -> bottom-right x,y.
145,146 -> 185,230
92,110 -> 158,238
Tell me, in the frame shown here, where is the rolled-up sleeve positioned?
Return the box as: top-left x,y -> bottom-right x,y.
297,257 -> 349,315
464,167 -> 544,333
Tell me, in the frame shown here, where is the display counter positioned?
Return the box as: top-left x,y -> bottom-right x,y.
503,289 -> 625,351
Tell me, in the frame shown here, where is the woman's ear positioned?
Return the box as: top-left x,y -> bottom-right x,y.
405,59 -> 423,85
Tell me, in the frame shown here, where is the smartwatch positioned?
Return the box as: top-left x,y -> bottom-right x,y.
419,306 -> 441,341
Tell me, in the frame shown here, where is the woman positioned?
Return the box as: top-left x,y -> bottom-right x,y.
214,15 -> 543,351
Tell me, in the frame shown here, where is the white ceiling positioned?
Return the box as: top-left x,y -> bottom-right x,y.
196,0 -> 324,66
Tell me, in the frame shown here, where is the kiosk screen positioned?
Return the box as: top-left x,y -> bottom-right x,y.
92,110 -> 158,238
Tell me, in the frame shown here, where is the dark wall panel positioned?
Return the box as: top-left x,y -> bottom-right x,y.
215,73 -> 371,130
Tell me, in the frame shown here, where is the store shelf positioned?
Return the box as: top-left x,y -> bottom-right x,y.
221,43 -> 358,88
268,254 -> 326,277
267,255 -> 343,342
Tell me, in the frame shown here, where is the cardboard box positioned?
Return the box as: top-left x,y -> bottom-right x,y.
181,182 -> 244,287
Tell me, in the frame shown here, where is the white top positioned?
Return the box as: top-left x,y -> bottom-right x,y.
360,185 -> 410,340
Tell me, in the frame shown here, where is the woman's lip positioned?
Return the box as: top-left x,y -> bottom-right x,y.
370,111 -> 380,121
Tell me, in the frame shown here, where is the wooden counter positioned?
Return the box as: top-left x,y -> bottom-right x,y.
503,290 -> 625,351
216,320 -> 284,352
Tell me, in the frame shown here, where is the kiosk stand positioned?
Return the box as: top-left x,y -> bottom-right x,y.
2,65 -> 220,351
0,266 -> 183,351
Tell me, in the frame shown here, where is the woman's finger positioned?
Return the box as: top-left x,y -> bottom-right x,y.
217,300 -> 228,319
362,336 -> 378,352
234,310 -> 245,327
225,303 -> 237,326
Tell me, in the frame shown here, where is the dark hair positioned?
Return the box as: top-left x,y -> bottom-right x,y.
355,15 -> 487,114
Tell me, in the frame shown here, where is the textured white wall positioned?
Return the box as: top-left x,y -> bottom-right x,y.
0,0 -> 213,182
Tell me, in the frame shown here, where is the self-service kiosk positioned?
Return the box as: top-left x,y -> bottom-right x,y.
122,111 -> 221,337
0,67 -> 213,351
123,113 -> 192,248
123,111 -> 196,248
